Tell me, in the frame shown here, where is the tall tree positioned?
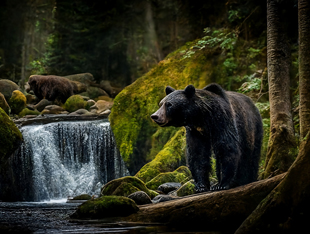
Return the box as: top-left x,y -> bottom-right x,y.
261,0 -> 296,179
235,0 -> 310,232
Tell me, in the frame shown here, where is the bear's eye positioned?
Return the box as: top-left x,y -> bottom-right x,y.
166,102 -> 172,108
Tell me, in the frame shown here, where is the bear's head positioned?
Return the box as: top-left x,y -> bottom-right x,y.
151,84 -> 196,127
27,75 -> 38,91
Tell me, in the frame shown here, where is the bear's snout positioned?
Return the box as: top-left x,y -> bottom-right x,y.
150,114 -> 159,121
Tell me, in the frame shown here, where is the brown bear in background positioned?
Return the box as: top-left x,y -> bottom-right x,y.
27,75 -> 75,104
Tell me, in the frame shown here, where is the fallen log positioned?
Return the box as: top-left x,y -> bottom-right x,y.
124,173 -> 286,232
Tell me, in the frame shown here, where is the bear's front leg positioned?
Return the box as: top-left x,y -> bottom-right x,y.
186,127 -> 211,193
211,141 -> 239,190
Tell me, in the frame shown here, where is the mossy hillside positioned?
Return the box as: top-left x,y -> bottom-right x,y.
145,166 -> 192,191
8,90 -> 27,115
100,176 -> 158,199
135,128 -> 186,183
70,196 -> 139,219
63,95 -> 88,113
109,41 -> 215,174
0,108 -> 23,162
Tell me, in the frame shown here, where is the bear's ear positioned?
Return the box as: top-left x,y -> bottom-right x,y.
165,86 -> 175,95
184,84 -> 195,98
203,83 -> 226,99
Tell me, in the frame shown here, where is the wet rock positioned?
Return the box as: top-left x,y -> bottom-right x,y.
157,182 -> 181,194
100,176 -> 158,199
72,194 -> 92,200
128,191 -> 152,205
0,79 -> 20,101
9,90 -> 27,115
41,105 -> 67,115
0,108 -> 23,162
152,194 -> 179,204
19,108 -> 40,118
90,100 -> 113,114
34,99 -> 53,112
0,92 -> 10,114
68,108 -> 95,116
145,166 -> 192,191
176,179 -> 195,197
63,95 -> 87,113
25,94 -> 38,104
99,109 -> 111,116
86,99 -> 96,107
70,196 -> 139,219
81,86 -> 109,100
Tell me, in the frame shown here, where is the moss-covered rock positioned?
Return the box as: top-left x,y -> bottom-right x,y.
70,196 -> 138,219
176,179 -> 196,197
109,41 -> 215,174
8,90 -> 27,115
73,194 -> 92,200
63,95 -> 88,113
100,176 -> 158,199
145,166 -> 192,190
0,108 -> 23,162
18,108 -> 40,117
0,92 -> 10,114
0,79 -> 20,101
135,129 -> 186,183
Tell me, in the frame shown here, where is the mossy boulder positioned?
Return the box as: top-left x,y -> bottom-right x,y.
70,196 -> 138,219
109,41 -> 216,174
18,108 -> 40,118
8,90 -> 27,115
73,194 -> 92,200
0,108 -> 23,162
176,179 -> 196,197
63,95 -> 88,113
145,166 -> 192,191
0,92 -> 10,114
100,176 -> 158,199
0,79 -> 20,101
135,128 -> 186,183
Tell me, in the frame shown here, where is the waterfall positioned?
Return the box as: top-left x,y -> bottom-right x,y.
11,119 -> 129,202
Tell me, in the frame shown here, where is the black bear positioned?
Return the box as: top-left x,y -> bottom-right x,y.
151,83 -> 263,192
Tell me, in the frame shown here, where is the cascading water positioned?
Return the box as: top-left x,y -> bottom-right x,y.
11,119 -> 129,202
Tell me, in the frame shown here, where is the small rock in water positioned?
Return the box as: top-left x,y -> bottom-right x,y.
152,194 -> 179,203
157,182 -> 181,194
128,191 -> 152,205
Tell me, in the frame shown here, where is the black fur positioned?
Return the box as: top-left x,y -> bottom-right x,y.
151,83 -> 263,192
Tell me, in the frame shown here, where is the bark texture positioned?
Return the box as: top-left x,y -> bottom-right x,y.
123,174 -> 285,232
299,0 -> 310,139
235,1 -> 310,232
262,0 -> 296,179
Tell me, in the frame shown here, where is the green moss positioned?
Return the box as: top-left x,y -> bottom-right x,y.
0,108 -> 23,162
145,166 -> 192,190
18,108 -> 40,117
70,196 -> 139,219
63,95 -> 87,113
100,176 -> 158,199
109,41 -> 214,173
135,128 -> 186,183
73,194 -> 92,200
8,90 -> 27,115
176,180 -> 195,197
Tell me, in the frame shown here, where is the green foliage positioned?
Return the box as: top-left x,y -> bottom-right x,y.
181,28 -> 238,59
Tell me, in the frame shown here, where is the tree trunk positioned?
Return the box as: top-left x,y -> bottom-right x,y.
123,174 -> 284,232
299,0 -> 310,139
235,1 -> 310,233
262,0 -> 296,179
